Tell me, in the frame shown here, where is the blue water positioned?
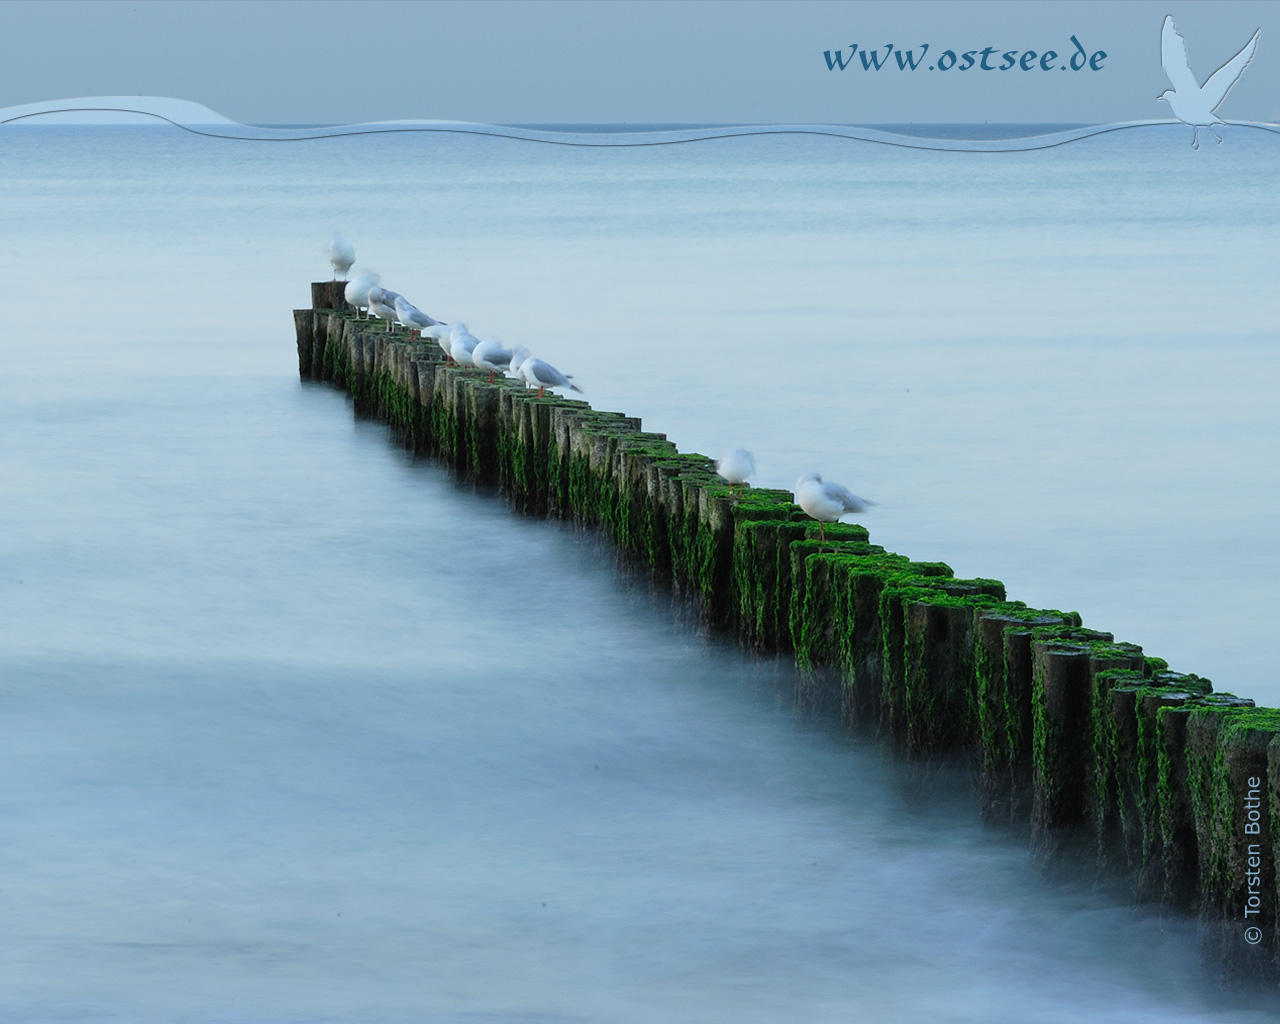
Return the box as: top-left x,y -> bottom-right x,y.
1,123 -> 1278,1021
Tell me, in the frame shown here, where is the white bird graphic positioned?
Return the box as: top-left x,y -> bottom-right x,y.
1158,15 -> 1260,150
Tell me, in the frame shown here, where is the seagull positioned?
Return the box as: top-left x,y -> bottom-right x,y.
518,354 -> 582,398
422,324 -> 451,352
367,286 -> 404,330
344,271 -> 380,318
471,338 -> 516,382
506,346 -> 531,381
448,323 -> 482,366
794,471 -> 874,540
716,448 -> 756,495
393,295 -> 442,337
327,235 -> 355,281
1158,15 -> 1260,150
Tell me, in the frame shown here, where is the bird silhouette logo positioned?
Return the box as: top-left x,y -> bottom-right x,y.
1158,15 -> 1260,149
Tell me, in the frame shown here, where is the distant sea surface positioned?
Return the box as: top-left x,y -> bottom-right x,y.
0,123 -> 1277,1022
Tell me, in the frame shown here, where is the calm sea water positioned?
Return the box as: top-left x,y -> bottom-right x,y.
1,123 -> 1278,1021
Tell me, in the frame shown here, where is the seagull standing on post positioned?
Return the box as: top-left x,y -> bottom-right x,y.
344,271 -> 380,318
367,286 -> 404,330
794,471 -> 874,541
327,235 -> 355,280
471,339 -> 516,382
448,323 -> 482,366
1158,15 -> 1260,150
716,448 -> 756,495
514,351 -> 581,398
393,295 -> 442,338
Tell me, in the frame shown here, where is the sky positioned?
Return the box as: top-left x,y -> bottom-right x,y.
0,0 -> 1277,125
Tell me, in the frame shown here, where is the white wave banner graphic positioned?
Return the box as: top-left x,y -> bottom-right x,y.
2,95 -> 1277,153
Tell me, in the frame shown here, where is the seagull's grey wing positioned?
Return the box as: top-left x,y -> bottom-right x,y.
824,481 -> 874,513
1202,28 -> 1260,112
406,306 -> 438,328
1161,16 -> 1200,94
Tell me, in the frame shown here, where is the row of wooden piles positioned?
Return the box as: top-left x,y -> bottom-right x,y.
296,281 -> 1280,982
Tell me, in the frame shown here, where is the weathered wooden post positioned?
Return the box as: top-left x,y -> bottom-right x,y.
1029,628 -> 1116,870
311,281 -> 347,311
789,530 -> 872,666
974,607 -> 1075,824
1188,707 -> 1278,981
293,310 -> 315,379
1132,681 -> 1211,898
898,580 -> 1004,756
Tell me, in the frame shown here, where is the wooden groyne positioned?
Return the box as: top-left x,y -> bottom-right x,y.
296,281 -> 1280,983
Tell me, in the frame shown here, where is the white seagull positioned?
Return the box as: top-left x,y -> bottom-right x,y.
716,448 -> 756,495
367,286 -> 404,330
448,323 -> 482,366
506,346 -> 532,381
393,295 -> 442,337
327,235 -> 355,280
422,323 -> 451,349
1158,15 -> 1260,150
518,354 -> 581,398
794,471 -> 874,540
471,338 -> 516,381
344,271 -> 380,318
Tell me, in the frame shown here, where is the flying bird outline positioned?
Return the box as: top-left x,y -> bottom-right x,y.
1158,15 -> 1260,149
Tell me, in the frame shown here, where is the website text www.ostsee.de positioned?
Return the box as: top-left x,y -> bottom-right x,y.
823,36 -> 1106,73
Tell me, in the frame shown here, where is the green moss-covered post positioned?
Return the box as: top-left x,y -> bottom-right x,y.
1132,681 -> 1211,900
1032,638 -> 1090,865
828,552 -> 908,727
998,624 -> 1057,825
1098,672 -> 1150,876
790,532 -> 872,668
1196,710 -> 1280,981
1269,733 -> 1280,971
900,585 -> 1003,755
1030,629 -> 1115,869
957,608 -> 1063,825
1185,703 -> 1280,980
1158,701 -> 1201,910
974,611 -> 1027,822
